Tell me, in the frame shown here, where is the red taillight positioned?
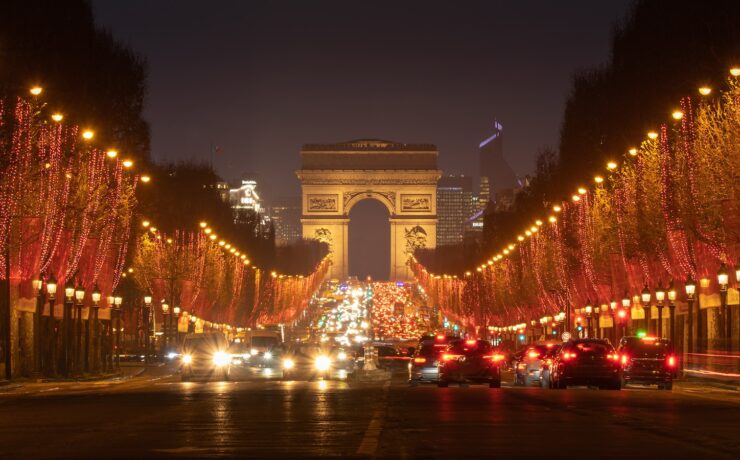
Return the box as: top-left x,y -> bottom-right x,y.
442,353 -> 462,362
607,354 -> 620,361
562,352 -> 577,360
528,351 -> 540,359
465,339 -> 477,345
621,354 -> 629,365
484,353 -> 505,362
667,355 -> 676,368
413,357 -> 426,364
436,335 -> 445,340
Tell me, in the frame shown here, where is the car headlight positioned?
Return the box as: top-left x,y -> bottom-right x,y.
213,351 -> 230,367
337,351 -> 347,361
315,355 -> 331,371
250,348 -> 258,356
181,354 -> 192,364
282,358 -> 295,369
167,352 -> 178,360
264,351 -> 273,360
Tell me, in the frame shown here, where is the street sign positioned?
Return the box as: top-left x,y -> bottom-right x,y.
561,331 -> 572,341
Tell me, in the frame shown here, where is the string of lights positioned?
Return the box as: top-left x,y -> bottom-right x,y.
412,67 -> 740,329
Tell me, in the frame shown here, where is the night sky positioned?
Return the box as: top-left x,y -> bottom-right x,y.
93,0 -> 631,278
93,0 -> 630,195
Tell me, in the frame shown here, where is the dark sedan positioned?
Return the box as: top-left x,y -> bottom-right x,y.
437,339 -> 504,388
618,336 -> 676,390
549,339 -> 621,390
408,341 -> 444,385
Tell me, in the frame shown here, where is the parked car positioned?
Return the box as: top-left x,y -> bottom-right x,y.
617,336 -> 677,390
437,339 -> 504,388
180,332 -> 231,381
549,339 -> 621,390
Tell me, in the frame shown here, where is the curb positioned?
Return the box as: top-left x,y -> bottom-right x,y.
679,377 -> 740,392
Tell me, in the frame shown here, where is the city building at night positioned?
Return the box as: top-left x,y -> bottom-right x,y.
436,175 -> 473,246
478,120 -> 517,209
269,196 -> 302,245
224,178 -> 270,228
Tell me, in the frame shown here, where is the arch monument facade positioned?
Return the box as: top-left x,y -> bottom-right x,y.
297,140 -> 441,280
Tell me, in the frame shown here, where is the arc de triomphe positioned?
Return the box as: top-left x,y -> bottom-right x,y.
297,140 -> 441,280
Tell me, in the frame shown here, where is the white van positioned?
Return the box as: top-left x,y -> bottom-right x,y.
244,330 -> 281,355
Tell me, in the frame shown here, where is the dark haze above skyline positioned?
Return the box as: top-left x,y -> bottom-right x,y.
93,0 -> 631,198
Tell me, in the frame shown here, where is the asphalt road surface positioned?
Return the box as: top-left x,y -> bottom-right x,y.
1,367 -> 739,459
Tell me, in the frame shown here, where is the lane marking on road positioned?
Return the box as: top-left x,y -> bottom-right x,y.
37,386 -> 60,393
357,381 -> 390,456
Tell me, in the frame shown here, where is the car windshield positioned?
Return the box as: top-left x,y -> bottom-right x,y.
448,340 -> 492,355
377,346 -> 399,357
183,335 -> 227,354
567,341 -> 613,355
623,339 -> 672,358
252,336 -> 279,348
292,345 -> 323,357
418,343 -> 439,357
543,345 -> 562,357
524,345 -> 549,356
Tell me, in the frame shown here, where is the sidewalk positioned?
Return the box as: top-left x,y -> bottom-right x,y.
0,362 -> 156,391
680,374 -> 740,391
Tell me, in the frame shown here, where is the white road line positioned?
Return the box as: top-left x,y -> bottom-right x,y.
356,381 -> 390,456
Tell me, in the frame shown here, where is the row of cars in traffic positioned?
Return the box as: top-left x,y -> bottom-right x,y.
409,334 -> 678,390
178,332 -> 359,381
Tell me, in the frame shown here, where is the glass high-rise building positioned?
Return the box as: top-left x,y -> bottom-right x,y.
479,120 -> 517,208
269,197 -> 302,246
436,175 -> 473,246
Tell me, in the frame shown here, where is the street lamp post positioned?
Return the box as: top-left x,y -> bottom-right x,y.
585,302 -> 593,339
621,292 -> 631,339
641,284 -> 652,335
62,279 -> 75,377
718,263 -> 729,351
655,282 -> 666,338
609,301 -> 618,344
173,306 -> 181,346
143,295 -> 152,364
107,295 -> 115,372
90,284 -> 101,373
31,275 -> 45,377
190,315 -> 197,334
46,274 -> 58,376
685,277 -> 696,354
74,283 -> 86,373
114,294 -> 123,370
161,302 -> 170,359
667,281 -> 677,344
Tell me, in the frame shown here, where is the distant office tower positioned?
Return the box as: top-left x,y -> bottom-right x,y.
479,120 -> 517,209
436,175 -> 473,246
270,197 -> 302,246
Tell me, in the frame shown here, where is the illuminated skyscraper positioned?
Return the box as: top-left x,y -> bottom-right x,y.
269,197 -> 302,245
436,175 -> 473,246
479,120 -> 517,209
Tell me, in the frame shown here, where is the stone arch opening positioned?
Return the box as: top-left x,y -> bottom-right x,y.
297,140 -> 440,280
348,197 -> 390,281
344,191 -> 395,216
